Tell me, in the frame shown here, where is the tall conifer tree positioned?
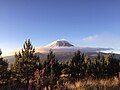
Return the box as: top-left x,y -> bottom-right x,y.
11,40 -> 41,84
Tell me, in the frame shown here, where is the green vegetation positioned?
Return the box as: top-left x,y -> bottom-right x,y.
11,39 -> 41,85
0,49 -> 10,82
0,40 -> 120,90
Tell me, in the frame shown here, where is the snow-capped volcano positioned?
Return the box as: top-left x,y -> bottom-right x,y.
35,39 -> 112,53
46,39 -> 74,47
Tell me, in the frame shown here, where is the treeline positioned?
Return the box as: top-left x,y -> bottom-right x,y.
0,40 -> 120,89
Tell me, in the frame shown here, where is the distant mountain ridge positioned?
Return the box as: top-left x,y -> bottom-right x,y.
3,39 -> 115,68
4,39 -> 113,56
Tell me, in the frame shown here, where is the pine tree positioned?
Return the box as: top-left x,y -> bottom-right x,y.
11,39 -> 41,85
42,50 -> 61,89
105,53 -> 119,77
43,49 -> 61,78
0,49 -> 9,81
70,50 -> 85,78
96,52 -> 104,78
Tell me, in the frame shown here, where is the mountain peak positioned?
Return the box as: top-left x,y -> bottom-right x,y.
46,39 -> 74,48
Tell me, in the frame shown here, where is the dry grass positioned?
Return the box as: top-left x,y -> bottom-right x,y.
65,77 -> 120,90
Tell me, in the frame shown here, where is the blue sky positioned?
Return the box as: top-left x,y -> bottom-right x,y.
0,0 -> 120,55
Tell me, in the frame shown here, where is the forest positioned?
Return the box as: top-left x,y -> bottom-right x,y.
0,40 -> 120,90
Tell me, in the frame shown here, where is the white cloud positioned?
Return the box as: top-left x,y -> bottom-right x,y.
82,35 -> 98,42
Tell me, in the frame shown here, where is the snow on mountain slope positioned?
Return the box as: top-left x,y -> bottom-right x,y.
46,39 -> 74,47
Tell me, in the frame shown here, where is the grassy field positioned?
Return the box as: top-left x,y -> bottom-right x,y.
0,77 -> 120,90
63,77 -> 120,90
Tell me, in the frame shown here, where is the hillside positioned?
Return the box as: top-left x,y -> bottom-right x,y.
4,39 -> 118,68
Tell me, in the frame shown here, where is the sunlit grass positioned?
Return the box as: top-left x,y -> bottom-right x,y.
64,77 -> 120,90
